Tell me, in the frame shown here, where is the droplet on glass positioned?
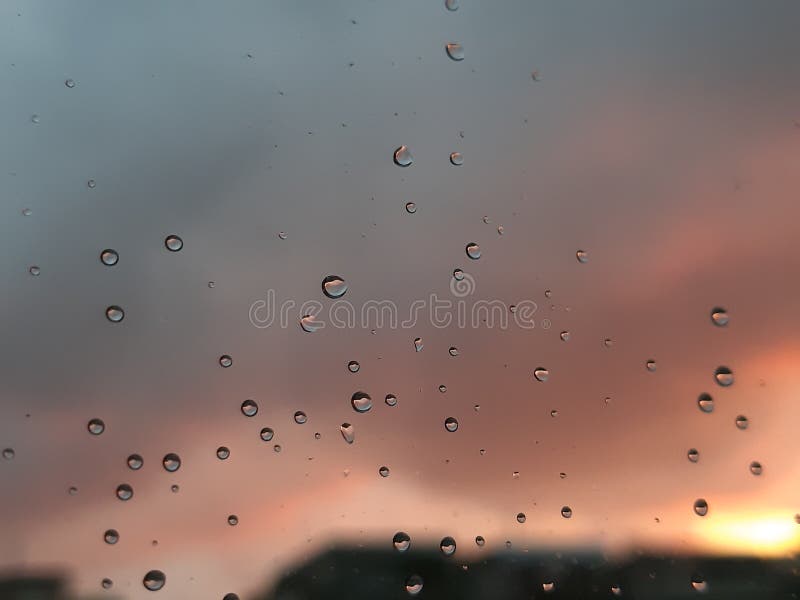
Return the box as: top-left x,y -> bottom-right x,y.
293,411 -> 307,424
106,306 -> 124,323
444,0 -> 458,11
405,574 -> 424,596
164,235 -> 183,252
413,337 -> 424,352
735,415 -> 749,430
299,314 -> 321,333
497,225 -> 504,235
475,535 -> 485,547
749,461 -> 762,475
465,242 -> 481,260
340,423 -> 355,444
2,448 -> 15,460
445,42 -> 464,61
31,114 -> 40,124
453,268 -> 464,281
278,231 -> 288,240
65,78 -> 76,88
273,444 -> 282,453
693,499 -> 708,517
241,399 -> 258,417
688,448 -> 700,463
690,575 -> 708,592
516,512 -> 526,523
87,179 -> 96,188
543,582 -> 555,593
347,360 -> 360,373
142,570 -> 165,591
696,393 -> 714,413
103,529 -> 119,545
550,409 -> 559,418
560,331 -> 570,342
127,454 -> 143,470
444,417 -> 459,432
351,391 -> 373,413
385,394 -> 398,407
449,152 -> 463,166
68,486 -> 78,496
260,427 -> 274,442
405,202 -> 417,214
561,506 -> 573,518
22,208 -> 32,216
102,578 -> 113,590
438,384 -> 447,393
216,446 -> 230,460
223,594 -> 240,600
100,249 -> 119,266
646,359 -> 657,372
448,346 -> 459,357
714,366 -> 734,387
393,145 -> 413,167
116,484 -> 133,501
87,418 -> 105,435
603,338 -> 613,348
534,367 -> 549,382
170,484 -> 179,493
28,265 -> 40,276
227,514 -> 238,526
393,531 -> 411,552
710,307 -> 729,327
162,453 -> 181,473
576,249 -> 589,263
611,584 -> 622,596
219,355 -> 233,368
378,465 -> 390,477
439,536 -> 456,556
322,275 -> 348,299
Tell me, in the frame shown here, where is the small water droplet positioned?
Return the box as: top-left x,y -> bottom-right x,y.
735,415 -> 749,430
299,314 -> 321,333
453,268 -> 464,281
170,484 -> 179,493
533,367 -> 549,382
127,454 -> 143,470
385,394 -> 398,407
378,465 -> 390,477
22,208 -> 32,216
102,578 -> 113,590
646,359 -> 657,372
483,216 -> 491,224
208,281 -> 215,288
559,472 -> 567,479
497,225 -> 504,235
445,42 -> 464,61
693,499 -> 708,517
576,249 -> 589,263
544,289 -> 552,298
749,461 -> 762,475
273,444 -> 282,453
603,338 -> 613,348
560,331 -> 570,342
142,570 -> 165,591
100,249 -> 119,266
216,446 -> 230,460
531,70 -> 542,82
393,531 -> 411,552
714,366 -> 734,387
438,384 -> 447,393
293,410 -> 307,424
106,306 -> 124,323
688,448 -> 700,463
31,114 -> 40,123
393,145 -> 413,167
65,78 -> 76,88
444,417 -> 459,432
164,235 -> 183,252
561,506 -> 573,518
475,535 -> 485,546
473,404 -> 480,412
465,242 -> 481,260
439,536 -> 456,556
405,202 -> 417,214
512,471 -> 520,479
347,360 -> 360,373
413,337 -> 424,352
710,307 -> 729,327
219,355 -> 233,368
87,179 -> 96,188
448,346 -> 459,357
690,576 -> 708,592
444,0 -> 459,11
87,418 -> 105,435
241,399 -> 258,417
405,574 -> 423,596
697,393 -> 714,413
2,448 -> 14,460
351,391 -> 373,413
68,486 -> 78,496
339,423 -> 355,444
28,265 -> 40,276
516,512 -> 526,523
116,484 -> 133,501
162,453 -> 181,473
260,427 -> 274,442
611,584 -> 622,596
104,529 -> 119,545
227,514 -> 238,526
278,231 -> 288,240
449,152 -> 463,166
322,275 -> 348,299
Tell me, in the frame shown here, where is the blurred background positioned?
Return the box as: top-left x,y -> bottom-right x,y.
1,0 -> 799,598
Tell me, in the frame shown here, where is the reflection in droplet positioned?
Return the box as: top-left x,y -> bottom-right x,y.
103,529 -> 119,545
710,307 -> 729,327
340,423 -> 355,444
693,499 -> 709,517
714,366 -> 734,387
87,418 -> 105,435
405,574 -> 423,596
102,578 -> 113,590
216,446 -> 230,460
688,448 -> 700,463
475,535 -> 485,547
413,337 -> 424,352
29,265 -> 40,276
439,536 -> 456,556
749,461 -> 763,475
439,384 -> 447,393
611,584 -> 622,596
2,448 -> 15,460
542,582 -> 555,593
379,466 -> 390,477
227,515 -> 238,526
560,331 -> 570,342
170,484 -> 179,493
449,152 -> 464,166
444,417 -> 459,432
260,427 -> 274,442
385,394 -> 398,407
393,145 -> 413,167
241,400 -> 258,417
445,42 -> 464,61
465,242 -> 481,260
142,570 -> 165,591
603,338 -> 613,348
576,249 -> 589,263
127,454 -> 143,470
322,275 -> 348,299
87,179 -> 96,189
67,486 -> 78,496
105,306 -> 124,323
162,453 -> 181,473
299,314 -> 321,333
293,411 -> 308,424
697,393 -> 714,413
561,506 -> 573,518
393,531 -> 411,552
516,512 -> 526,523
533,367 -> 549,382
347,360 -> 360,373
690,576 -> 708,592
550,409 -> 559,418
735,415 -> 749,430
219,355 -> 233,368
164,235 -> 183,252
65,78 -> 76,88
116,484 -> 133,501
448,346 -> 459,357
646,360 -> 657,372
351,391 -> 373,413
100,249 -> 119,266
405,202 -> 417,214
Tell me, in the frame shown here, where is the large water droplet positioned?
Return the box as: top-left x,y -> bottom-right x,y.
444,417 -> 459,432
405,574 -> 424,596
714,366 -> 734,387
103,529 -> 119,545
735,415 -> 749,430
693,499 -> 708,516
405,202 -> 417,214
465,242 -> 481,260
749,461 -> 763,475
393,145 -> 413,167
227,514 -> 238,526
106,306 -> 124,323
378,465 -> 390,477
710,307 -> 729,327
293,411 -> 308,424
351,391 -> 373,413
241,399 -> 258,417
449,152 -> 463,166
340,423 -> 355,444
216,446 -> 230,460
697,393 -> 714,413
142,570 -> 165,591
385,394 -> 398,407
87,418 -> 105,435
127,454 -> 143,470
162,453 -> 181,473
439,536 -> 456,556
533,367 -> 549,382
445,42 -> 464,61
688,448 -> 700,463
299,314 -> 321,333
100,249 -> 119,266
561,506 -> 573,518
219,355 -> 233,368
393,531 -> 411,552
260,427 -> 274,442
322,275 -> 347,299
116,484 -> 134,501
164,235 -> 183,252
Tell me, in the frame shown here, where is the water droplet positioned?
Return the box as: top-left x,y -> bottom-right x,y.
448,346 -> 459,357
241,399 -> 258,417
351,391 -> 373,413
576,249 -> 589,263
749,461 -> 763,475
445,42 -> 464,61
104,529 -> 119,544
142,570 -> 165,591
22,208 -> 32,216
126,454 -> 143,470
340,423 -> 355,444
208,281 -> 215,288
87,418 -> 105,435
87,179 -> 96,188
2,448 -> 14,460
65,78 -> 76,88
105,306 -> 124,323
322,275 -> 348,299
473,404 -> 480,412
162,453 -> 181,473
116,484 -> 133,501
102,578 -> 113,590
531,69 -> 542,82
735,415 -> 749,430
260,427 -> 274,442
697,393 -> 714,413
347,360 -> 360,373
542,582 -> 555,593
560,331 -> 570,342
439,536 -> 456,556
393,531 -> 411,552
544,289 -> 552,298
646,359 -> 657,372
164,235 -> 183,252
449,152 -> 463,166
611,584 -> 622,596
413,337 -> 424,352
278,231 -> 288,240
67,485 -> 78,496
516,512 -> 526,523
293,411 -> 307,424
693,499 -> 708,517
219,355 -> 233,368
475,535 -> 485,547
688,448 -> 700,463
444,0 -> 459,10
273,444 -> 282,453
227,514 -> 238,526
385,394 -> 397,406
405,574 -> 424,596
533,367 -> 549,382
393,145 -> 413,167
28,265 -> 40,276
438,384 -> 447,393
497,225 -> 504,235
444,417 -> 459,432
561,506 -> 573,518
710,307 -> 729,327
170,484 -> 179,493
690,576 -> 708,592
31,114 -> 40,123
465,242 -> 481,260
216,446 -> 230,460
714,366 -> 734,387
299,314 -> 321,333
453,268 -> 464,281
379,465 -> 390,477
603,338 -> 613,348
100,249 -> 119,266
405,202 -> 417,214
223,594 -> 240,600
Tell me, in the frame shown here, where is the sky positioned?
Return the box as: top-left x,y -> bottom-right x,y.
1,0 -> 800,598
